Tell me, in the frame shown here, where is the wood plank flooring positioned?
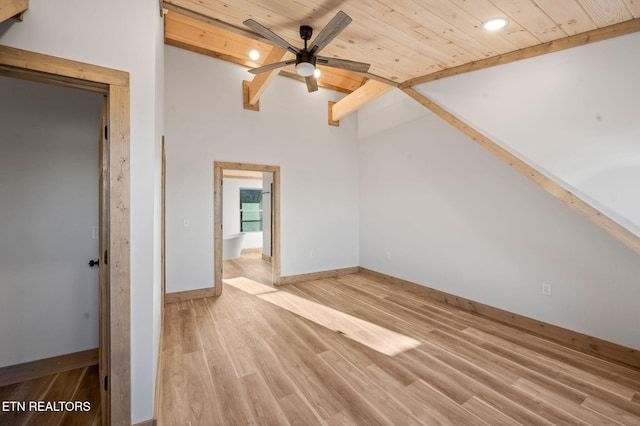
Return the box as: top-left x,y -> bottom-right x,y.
158,273 -> 640,425
0,364 -> 101,425
223,251 -> 273,286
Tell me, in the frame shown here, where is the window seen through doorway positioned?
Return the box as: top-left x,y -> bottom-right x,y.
240,188 -> 263,232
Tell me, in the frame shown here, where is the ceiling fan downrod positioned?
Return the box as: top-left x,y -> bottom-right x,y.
296,25 -> 316,76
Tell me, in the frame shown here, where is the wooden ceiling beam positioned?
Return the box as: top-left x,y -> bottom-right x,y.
165,10 -> 273,67
400,18 -> 640,88
0,0 -> 28,23
329,79 -> 393,124
163,1 -> 264,43
401,86 -> 640,257
245,47 -> 290,108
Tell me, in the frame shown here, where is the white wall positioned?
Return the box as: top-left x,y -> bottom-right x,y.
263,172 -> 274,256
0,1 -> 164,422
0,76 -> 102,367
358,95 -> 640,350
151,8 -> 165,413
165,45 -> 360,293
417,32 -> 640,237
223,178 -> 263,249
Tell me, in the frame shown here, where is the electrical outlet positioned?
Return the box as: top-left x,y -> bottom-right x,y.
542,282 -> 552,296
309,250 -> 314,258
183,219 -> 190,228
386,251 -> 391,260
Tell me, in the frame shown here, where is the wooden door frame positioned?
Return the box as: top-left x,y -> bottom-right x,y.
214,161 -> 281,294
162,137 -> 166,308
0,45 -> 131,425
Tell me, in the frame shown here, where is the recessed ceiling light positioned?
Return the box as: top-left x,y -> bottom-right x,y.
314,69 -> 321,78
482,17 -> 509,31
249,49 -> 260,60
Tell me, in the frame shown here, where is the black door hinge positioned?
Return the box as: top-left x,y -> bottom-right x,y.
104,376 -> 108,391
104,125 -> 108,140
104,250 -> 108,265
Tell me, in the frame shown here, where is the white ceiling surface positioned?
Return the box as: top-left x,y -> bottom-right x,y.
415,32 -> 640,238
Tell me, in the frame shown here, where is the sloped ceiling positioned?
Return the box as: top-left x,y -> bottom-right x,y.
416,31 -> 640,237
163,0 -> 640,93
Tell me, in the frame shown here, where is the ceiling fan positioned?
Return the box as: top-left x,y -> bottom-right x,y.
243,11 -> 371,92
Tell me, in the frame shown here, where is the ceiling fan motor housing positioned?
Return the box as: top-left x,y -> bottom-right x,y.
300,25 -> 313,41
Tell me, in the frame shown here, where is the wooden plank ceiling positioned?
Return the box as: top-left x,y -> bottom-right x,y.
163,0 -> 639,94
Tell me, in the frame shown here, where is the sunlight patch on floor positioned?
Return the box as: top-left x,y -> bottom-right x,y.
224,276 -> 278,295
224,277 -> 421,356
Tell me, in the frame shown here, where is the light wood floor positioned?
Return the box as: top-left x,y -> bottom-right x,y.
0,364 -> 101,425
158,273 -> 640,425
223,251 -> 273,285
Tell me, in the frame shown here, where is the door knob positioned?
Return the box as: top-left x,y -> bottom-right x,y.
88,259 -> 99,267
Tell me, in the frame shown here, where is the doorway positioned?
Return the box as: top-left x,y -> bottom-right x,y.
0,45 -> 131,425
214,162 -> 281,295
0,74 -> 102,422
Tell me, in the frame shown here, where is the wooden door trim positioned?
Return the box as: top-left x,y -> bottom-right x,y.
161,136 -> 166,309
214,161 -> 281,295
98,94 -> 110,426
0,44 -> 132,425
155,135 -> 166,423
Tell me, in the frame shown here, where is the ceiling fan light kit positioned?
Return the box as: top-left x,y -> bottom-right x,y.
296,51 -> 316,77
296,61 -> 316,77
243,11 -> 370,92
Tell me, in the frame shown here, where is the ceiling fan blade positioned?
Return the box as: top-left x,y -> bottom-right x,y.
309,11 -> 352,55
248,60 -> 295,74
305,75 -> 318,92
243,19 -> 300,54
316,56 -> 370,73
